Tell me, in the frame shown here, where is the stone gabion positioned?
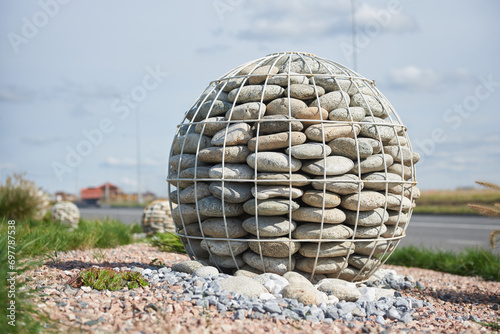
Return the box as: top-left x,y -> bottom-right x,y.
51,201 -> 80,229
141,199 -> 175,235
167,52 -> 420,282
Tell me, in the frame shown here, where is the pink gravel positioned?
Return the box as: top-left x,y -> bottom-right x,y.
22,243 -> 500,333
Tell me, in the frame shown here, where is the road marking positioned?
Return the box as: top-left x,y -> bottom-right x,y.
409,222 -> 496,230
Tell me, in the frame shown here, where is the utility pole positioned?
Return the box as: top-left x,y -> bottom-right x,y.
136,107 -> 143,204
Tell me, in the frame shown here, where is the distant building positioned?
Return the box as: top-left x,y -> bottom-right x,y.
80,183 -> 156,206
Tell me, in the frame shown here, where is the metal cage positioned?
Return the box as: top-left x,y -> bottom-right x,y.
167,52 -> 419,282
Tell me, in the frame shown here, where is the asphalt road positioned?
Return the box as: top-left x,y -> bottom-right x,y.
80,207 -> 500,254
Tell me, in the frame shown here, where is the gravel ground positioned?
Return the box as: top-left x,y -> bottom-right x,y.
24,243 -> 500,333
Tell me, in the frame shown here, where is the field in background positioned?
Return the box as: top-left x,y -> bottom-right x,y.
414,188 -> 500,215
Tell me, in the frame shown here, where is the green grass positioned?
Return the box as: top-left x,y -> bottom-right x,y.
68,267 -> 149,291
385,245 -> 500,281
150,232 -> 186,254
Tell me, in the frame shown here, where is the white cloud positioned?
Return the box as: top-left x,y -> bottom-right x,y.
355,3 -> 418,33
388,66 -> 473,92
102,156 -> 160,168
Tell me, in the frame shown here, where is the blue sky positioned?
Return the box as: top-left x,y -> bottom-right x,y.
1,0 -> 499,197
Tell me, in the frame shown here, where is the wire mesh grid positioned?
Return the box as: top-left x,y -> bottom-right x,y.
141,199 -> 175,235
167,52 -> 419,282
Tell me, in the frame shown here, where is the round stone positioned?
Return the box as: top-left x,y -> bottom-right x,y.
305,123 -> 360,142
385,193 -> 413,210
328,137 -> 373,160
295,107 -> 329,127
292,207 -> 346,224
179,166 -> 212,179
351,154 -> 394,174
355,240 -> 394,255
172,260 -> 205,274
256,115 -> 304,134
243,199 -> 299,216
299,241 -> 355,258
350,93 -> 388,118
249,237 -> 301,258
242,216 -> 297,237
248,65 -> 279,85
386,210 -> 409,225
266,97 -> 308,117
211,123 -> 253,146
354,224 -> 388,238
359,117 -> 397,142
296,257 -> 347,274
170,182 -> 211,204
301,190 -> 341,208
251,185 -> 303,200
301,156 -> 354,176
384,146 -> 416,166
309,91 -> 350,111
209,163 -> 255,180
243,251 -> 295,275
247,152 -> 302,172
210,253 -> 245,268
387,163 -> 413,180
348,254 -> 381,271
289,84 -> 325,100
286,143 -> 331,160
362,172 -> 403,190
170,154 -> 208,172
381,225 -> 404,238
359,137 -> 382,154
172,204 -> 202,226
226,102 -> 266,121
256,173 -> 311,186
341,191 -> 387,211
198,145 -> 251,163
209,182 -> 253,203
197,100 -> 233,119
201,218 -> 248,238
344,208 -> 389,227
200,239 -> 249,256
219,276 -> 268,298
173,133 -> 211,154
329,107 -> 366,122
281,285 -> 326,306
192,266 -> 220,278
195,116 -> 228,136
311,174 -> 362,195
247,131 -> 306,151
198,196 -> 245,217
292,224 -> 354,240
228,85 -> 285,103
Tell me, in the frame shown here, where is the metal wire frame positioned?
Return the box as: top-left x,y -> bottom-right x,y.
167,52 -> 419,282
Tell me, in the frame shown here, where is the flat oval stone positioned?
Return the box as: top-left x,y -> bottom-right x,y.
296,257 -> 347,274
355,240 -> 394,255
295,107 -> 329,127
354,224 -> 388,238
283,271 -> 315,288
201,218 -> 248,238
247,152 -> 302,173
350,94 -> 388,118
247,131 -> 306,151
198,145 -> 251,163
386,136 -> 408,146
282,57 -> 331,74
333,266 -> 370,282
351,154 -> 394,174
299,241 -> 354,258
243,199 -> 299,216
359,137 -> 382,154
228,85 -> 285,103
344,208 -> 388,227
167,172 -> 193,189
243,251 -> 295,275
173,133 -> 211,154
348,254 -> 381,271
195,116 -> 228,136
387,163 -> 413,180
242,216 -> 297,237
341,191 -> 387,211
362,172 -> 403,190
316,280 -> 361,302
305,123 -> 360,142
301,190 -> 341,208
286,143 -> 331,160
170,183 -> 211,204
172,260 -> 205,274
390,183 -> 420,199
359,117 -> 398,142
179,166 -> 212,179
221,77 -> 246,93
311,174 -> 362,195
172,204 -> 203,225
313,77 -> 356,92
329,107 -> 366,121
292,223 -> 354,240
251,185 -> 303,200
281,284 -> 326,305
256,173 -> 311,186
170,154 -> 207,172
219,276 -> 268,298
309,91 -> 350,111
289,84 -> 325,100
301,156 -> 354,176
209,163 -> 255,180
328,137 -> 373,160
226,102 -> 266,121
249,237 -> 301,258
385,193 -> 413,210
248,65 -> 279,85
210,253 -> 245,268
177,223 -> 203,237
212,123 -> 253,146
256,115 -> 303,134
200,239 -> 249,256
266,97 -> 308,117
198,100 -> 233,119
386,210 -> 409,225
198,196 -> 245,217
267,72 -> 309,86
383,146 -> 415,166
209,182 -> 253,203
199,88 -> 229,102
292,207 -> 346,224
381,225 -> 404,238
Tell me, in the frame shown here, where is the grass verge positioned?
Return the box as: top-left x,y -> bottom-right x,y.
385,245 -> 500,281
415,188 -> 500,215
150,232 -> 186,254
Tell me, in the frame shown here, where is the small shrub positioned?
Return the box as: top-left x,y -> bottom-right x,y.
68,267 -> 148,291
468,181 -> 500,247
150,232 -> 186,253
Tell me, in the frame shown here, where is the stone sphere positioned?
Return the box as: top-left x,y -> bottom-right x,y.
141,199 -> 175,235
51,201 -> 80,229
167,52 -> 419,282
